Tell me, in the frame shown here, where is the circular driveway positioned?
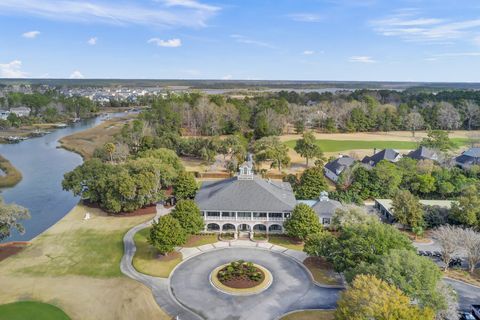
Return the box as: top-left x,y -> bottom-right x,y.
170,247 -> 340,320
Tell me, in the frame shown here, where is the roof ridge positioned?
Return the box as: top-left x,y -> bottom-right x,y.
254,177 -> 295,208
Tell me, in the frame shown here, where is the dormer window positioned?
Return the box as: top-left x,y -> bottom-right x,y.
238,162 -> 253,180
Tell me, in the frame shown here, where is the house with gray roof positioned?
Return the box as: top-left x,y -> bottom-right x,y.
406,146 -> 440,162
324,155 -> 356,182
455,148 -> 480,169
195,161 -> 297,233
361,149 -> 402,167
311,191 -> 342,225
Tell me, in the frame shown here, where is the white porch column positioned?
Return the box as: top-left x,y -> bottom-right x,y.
235,211 -> 238,221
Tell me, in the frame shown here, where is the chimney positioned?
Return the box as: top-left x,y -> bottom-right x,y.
319,191 -> 329,202
373,148 -> 377,155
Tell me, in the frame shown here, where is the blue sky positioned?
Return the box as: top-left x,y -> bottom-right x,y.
0,0 -> 480,81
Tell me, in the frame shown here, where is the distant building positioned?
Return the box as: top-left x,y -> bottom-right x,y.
310,191 -> 343,225
374,198 -> 454,222
324,155 -> 356,182
10,107 -> 31,117
406,146 -> 440,162
362,149 -> 402,167
455,148 -> 480,169
0,110 -> 10,120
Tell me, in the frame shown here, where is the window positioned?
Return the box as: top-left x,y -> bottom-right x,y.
268,212 -> 283,218
322,218 -> 331,225
237,212 -> 251,218
207,211 -> 220,217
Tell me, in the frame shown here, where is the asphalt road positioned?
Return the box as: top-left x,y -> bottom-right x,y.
169,247 -> 341,320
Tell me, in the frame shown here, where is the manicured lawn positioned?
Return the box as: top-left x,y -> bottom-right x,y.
280,310 -> 335,320
183,233 -> 218,247
284,138 -> 468,153
303,257 -> 343,286
0,301 -> 70,320
19,229 -> 125,277
268,235 -> 304,251
132,227 -> 182,278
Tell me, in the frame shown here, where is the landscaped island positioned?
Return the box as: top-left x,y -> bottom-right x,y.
0,155 -> 22,188
217,260 -> 265,289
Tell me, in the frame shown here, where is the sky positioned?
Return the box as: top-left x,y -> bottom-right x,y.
0,0 -> 480,82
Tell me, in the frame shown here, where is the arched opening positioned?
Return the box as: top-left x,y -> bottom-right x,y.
238,224 -> 251,232
222,223 -> 236,232
253,224 -> 267,232
268,224 -> 283,233
207,223 -> 220,232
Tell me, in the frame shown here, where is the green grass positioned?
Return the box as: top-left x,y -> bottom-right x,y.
268,235 -> 304,251
19,229 -> 125,278
183,233 -> 218,247
284,138 -> 468,153
132,227 -> 182,278
280,310 -> 335,320
0,301 -> 70,320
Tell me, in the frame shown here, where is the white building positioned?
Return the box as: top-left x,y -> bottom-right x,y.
10,107 -> 31,117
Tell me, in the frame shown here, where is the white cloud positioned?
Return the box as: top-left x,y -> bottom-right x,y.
0,0 -> 219,28
230,34 -> 274,48
288,13 -> 322,23
87,37 -> 98,45
303,50 -> 315,55
148,38 -> 182,47
0,60 -> 28,78
22,30 -> 40,38
371,11 -> 480,44
222,74 -> 233,80
69,70 -> 84,79
349,56 -> 376,63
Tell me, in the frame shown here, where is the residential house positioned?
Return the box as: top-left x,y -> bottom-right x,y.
324,155 -> 356,182
455,148 -> 480,169
374,198 -> 454,222
361,149 -> 402,167
0,110 -> 10,120
406,146 -> 440,162
10,107 -> 31,117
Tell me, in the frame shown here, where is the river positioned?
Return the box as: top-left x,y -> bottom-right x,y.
0,114 -> 126,242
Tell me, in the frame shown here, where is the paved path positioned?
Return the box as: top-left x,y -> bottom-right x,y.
120,207 -> 202,320
445,278 -> 480,311
170,247 -> 341,320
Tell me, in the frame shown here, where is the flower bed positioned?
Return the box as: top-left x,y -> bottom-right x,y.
217,260 -> 265,289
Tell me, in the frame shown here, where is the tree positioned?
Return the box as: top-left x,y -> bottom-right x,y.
406,111 -> 425,137
374,161 -> 403,196
173,171 -> 198,200
283,203 -> 323,241
103,143 -> 116,163
348,250 -> 444,311
458,228 -> 480,273
253,136 -> 290,172
432,225 -> 459,271
149,215 -> 187,255
294,119 -> 305,134
336,274 -> 434,320
421,130 -> 454,151
0,197 -> 30,241
294,166 -> 328,200
294,131 -> 323,166
391,190 -> 424,229
462,100 -> 480,131
171,200 -> 204,235
330,206 -> 377,231
437,102 -> 461,130
451,185 -> 480,228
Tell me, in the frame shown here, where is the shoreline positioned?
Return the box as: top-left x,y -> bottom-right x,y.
0,154 -> 22,188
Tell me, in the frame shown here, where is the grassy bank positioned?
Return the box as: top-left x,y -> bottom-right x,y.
0,301 -> 70,320
284,138 -> 468,153
0,155 -> 22,188
59,114 -> 136,159
0,204 -> 169,320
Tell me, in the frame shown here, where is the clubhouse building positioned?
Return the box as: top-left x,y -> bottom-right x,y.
195,161 -> 342,233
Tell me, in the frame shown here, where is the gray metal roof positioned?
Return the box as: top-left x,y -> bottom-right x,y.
463,148 -> 480,158
195,176 -> 297,212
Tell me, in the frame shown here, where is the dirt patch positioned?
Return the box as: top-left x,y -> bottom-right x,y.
218,267 -> 265,289
0,244 -> 27,262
